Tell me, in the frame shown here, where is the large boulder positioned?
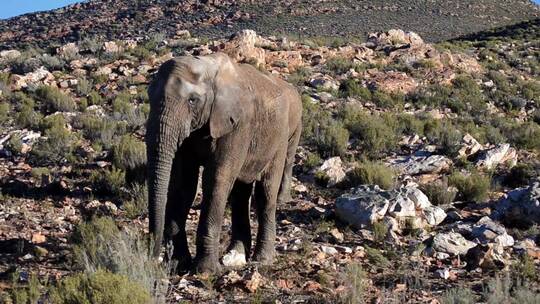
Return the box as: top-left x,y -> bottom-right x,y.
475,143 -> 517,169
335,185 -> 446,229
471,216 -> 514,248
219,30 -> 266,66
494,179 -> 540,226
432,232 -> 477,256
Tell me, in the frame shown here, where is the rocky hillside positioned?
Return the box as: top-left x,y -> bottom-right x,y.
0,15 -> 540,304
0,0 -> 539,50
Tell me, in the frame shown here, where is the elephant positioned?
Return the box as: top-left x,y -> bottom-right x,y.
145,52 -> 302,273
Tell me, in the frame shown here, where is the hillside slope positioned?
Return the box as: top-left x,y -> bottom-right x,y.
0,0 -> 538,50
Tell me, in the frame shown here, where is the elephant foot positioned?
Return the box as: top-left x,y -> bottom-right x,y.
192,255 -> 222,274
277,192 -> 293,204
252,247 -> 276,265
174,256 -> 193,273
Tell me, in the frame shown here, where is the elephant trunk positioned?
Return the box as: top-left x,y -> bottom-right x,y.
146,101 -> 190,257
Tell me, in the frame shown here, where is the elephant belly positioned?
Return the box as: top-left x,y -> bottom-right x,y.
236,132 -> 285,183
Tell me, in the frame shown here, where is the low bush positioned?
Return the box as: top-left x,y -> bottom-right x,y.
123,184 -> 148,219
448,171 -> 491,202
340,104 -> 397,158
35,85 -> 76,112
112,135 -> 146,171
31,119 -> 77,164
420,180 -> 457,205
339,79 -> 372,100
50,269 -> 151,304
90,168 -> 126,196
0,102 -> 9,124
440,287 -> 476,304
340,263 -> 366,304
503,164 -> 538,188
347,160 -> 395,190
71,217 -> 171,302
325,56 -> 355,75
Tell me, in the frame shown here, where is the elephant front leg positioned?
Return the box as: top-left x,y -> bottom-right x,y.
165,155 -> 200,271
223,181 -> 253,267
193,167 -> 237,273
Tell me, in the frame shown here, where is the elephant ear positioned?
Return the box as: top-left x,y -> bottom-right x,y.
209,57 -> 243,139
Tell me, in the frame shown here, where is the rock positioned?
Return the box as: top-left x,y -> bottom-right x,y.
10,67 -> 54,90
471,216 -> 514,247
266,50 -> 303,70
366,71 -> 418,94
85,200 -> 118,216
329,228 -> 344,243
389,153 -> 452,175
220,30 -> 265,66
423,205 -> 447,226
335,185 -> 390,228
367,29 -> 424,49
320,245 -> 339,255
31,233 -> 46,244
57,43 -> 79,57
432,232 -> 476,256
435,268 -> 450,280
465,244 -> 508,270
243,269 -> 263,293
308,74 -> 339,91
0,130 -> 42,154
494,179 -> 540,226
34,246 -> 48,257
175,29 -> 191,39
336,185 -> 445,230
458,133 -> 483,157
318,157 -> 346,187
0,49 -> 21,61
222,249 -> 247,267
475,143 -> 517,169
103,41 -> 121,53
95,66 -> 112,76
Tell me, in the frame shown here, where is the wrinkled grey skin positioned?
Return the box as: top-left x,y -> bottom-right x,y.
146,52 -> 302,273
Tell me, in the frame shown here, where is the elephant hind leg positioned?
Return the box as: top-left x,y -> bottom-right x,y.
252,147 -> 287,264
165,154 -> 200,271
224,180 -> 253,266
277,123 -> 301,204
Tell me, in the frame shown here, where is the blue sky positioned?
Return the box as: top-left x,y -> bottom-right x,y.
0,0 -> 83,19
1,0 -> 539,19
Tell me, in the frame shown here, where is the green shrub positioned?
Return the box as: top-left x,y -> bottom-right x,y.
76,78 -> 92,96
448,172 -> 491,202
40,54 -> 64,71
87,91 -> 103,106
32,120 -> 77,163
339,79 -> 372,100
79,37 -> 102,54
340,105 -> 397,158
371,90 -> 403,109
372,221 -> 389,243
90,168 -> 126,196
8,272 -> 41,304
325,56 -> 355,75
315,121 -> 349,157
71,217 -> 171,302
314,171 -> 330,187
424,120 -> 462,156
365,246 -> 390,267
6,134 -> 23,155
123,184 -> 148,219
347,160 -> 395,190
420,180 -> 456,205
303,152 -> 322,171
13,93 -> 42,129
0,102 -> 10,124
441,287 -> 476,304
76,114 -> 119,148
112,135 -> 146,171
287,66 -> 311,86
482,275 -> 540,304
50,270 -> 151,304
301,95 -> 349,157
513,254 -> 537,281
503,164 -> 538,188
341,263 -> 366,304
35,85 -> 76,112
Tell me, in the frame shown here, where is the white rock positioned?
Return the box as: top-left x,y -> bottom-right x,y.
471,216 -> 514,247
495,179 -> 540,225
222,249 -> 247,267
435,268 -> 450,280
389,153 -> 452,175
423,206 -> 447,226
0,49 -> 21,60
475,143 -> 517,169
458,133 -> 483,157
318,157 -> 346,187
320,245 -> 339,255
432,232 -> 476,255
335,185 -> 390,228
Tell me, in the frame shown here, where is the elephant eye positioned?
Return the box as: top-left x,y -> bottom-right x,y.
188,96 -> 199,105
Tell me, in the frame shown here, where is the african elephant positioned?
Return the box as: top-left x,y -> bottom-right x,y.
146,52 -> 302,273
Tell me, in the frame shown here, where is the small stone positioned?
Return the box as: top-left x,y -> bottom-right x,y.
34,246 -> 48,257
318,157 -> 346,187
31,233 -> 46,244
222,249 -> 247,267
320,245 -> 339,255
435,268 -> 450,279
432,232 -> 476,256
244,270 -> 263,293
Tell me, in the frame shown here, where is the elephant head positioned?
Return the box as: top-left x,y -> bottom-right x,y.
146,53 -> 243,256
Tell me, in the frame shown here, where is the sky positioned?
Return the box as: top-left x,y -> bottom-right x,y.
0,0 -> 539,19
0,0 -> 83,19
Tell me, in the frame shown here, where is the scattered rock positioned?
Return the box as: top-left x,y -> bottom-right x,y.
432,232 -> 476,256
458,134 -> 483,157
318,157 -> 346,187
222,249 -> 247,267
243,269 -> 263,293
471,216 -> 514,248
495,179 -> 540,226
475,144 -> 517,169
389,153 -> 452,175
